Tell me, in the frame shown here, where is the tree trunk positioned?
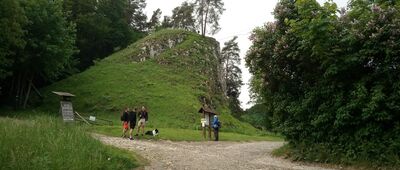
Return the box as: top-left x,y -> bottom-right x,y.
203,2 -> 209,36
200,0 -> 205,36
21,72 -> 29,107
31,83 -> 43,99
14,72 -> 22,109
18,73 -> 27,107
14,71 -> 29,109
225,61 -> 229,81
23,75 -> 33,109
9,76 -> 15,97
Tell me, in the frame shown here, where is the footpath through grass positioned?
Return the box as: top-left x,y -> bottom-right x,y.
0,115 -> 144,169
92,125 -> 283,142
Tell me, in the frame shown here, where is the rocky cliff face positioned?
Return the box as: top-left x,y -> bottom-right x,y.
129,30 -> 227,107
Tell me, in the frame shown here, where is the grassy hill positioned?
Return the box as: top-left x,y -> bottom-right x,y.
39,29 -> 260,135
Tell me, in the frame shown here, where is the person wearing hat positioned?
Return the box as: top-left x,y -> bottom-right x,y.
212,115 -> 221,141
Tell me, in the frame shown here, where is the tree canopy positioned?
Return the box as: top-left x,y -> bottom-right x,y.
0,0 -> 76,108
63,0 -> 147,70
0,0 -> 26,82
194,0 -> 225,36
171,2 -> 196,32
147,8 -> 162,32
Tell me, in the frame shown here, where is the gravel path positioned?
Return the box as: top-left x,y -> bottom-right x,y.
94,134 -> 337,170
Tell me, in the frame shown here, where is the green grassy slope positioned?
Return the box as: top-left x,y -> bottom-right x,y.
40,29 -> 260,135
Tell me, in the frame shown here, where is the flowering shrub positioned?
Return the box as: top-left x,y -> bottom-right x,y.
246,0 -> 400,166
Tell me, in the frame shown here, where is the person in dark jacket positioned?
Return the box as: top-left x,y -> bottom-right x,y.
212,115 -> 220,141
128,108 -> 137,140
136,106 -> 148,136
120,108 -> 129,138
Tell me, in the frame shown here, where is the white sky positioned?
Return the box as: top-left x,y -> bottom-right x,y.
145,0 -> 348,109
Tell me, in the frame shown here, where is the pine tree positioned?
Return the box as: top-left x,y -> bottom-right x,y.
171,2 -> 196,31
221,36 -> 243,115
147,8 -> 162,32
194,0 -> 225,36
161,16 -> 173,29
126,0 -> 147,32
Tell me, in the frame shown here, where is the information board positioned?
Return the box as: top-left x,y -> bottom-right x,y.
204,114 -> 210,126
60,101 -> 74,122
201,118 -> 206,127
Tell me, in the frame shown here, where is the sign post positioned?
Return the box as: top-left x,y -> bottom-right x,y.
198,105 -> 218,141
60,101 -> 74,122
53,91 -> 75,122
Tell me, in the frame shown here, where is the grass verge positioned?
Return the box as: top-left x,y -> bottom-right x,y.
91,125 -> 283,142
272,144 -> 400,170
0,116 -> 144,169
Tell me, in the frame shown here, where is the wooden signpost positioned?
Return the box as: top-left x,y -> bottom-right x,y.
198,105 -> 218,140
52,91 -> 75,122
60,101 -> 74,121
52,91 -> 112,125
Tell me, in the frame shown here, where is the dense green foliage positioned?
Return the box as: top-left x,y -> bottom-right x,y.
40,29 -> 259,135
241,103 -> 273,131
0,0 -> 26,81
0,0 -> 76,108
0,115 -> 141,169
63,0 -> 147,70
171,2 -> 196,32
221,36 -> 243,116
246,0 -> 400,166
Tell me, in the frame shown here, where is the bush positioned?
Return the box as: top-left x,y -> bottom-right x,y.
246,0 -> 400,166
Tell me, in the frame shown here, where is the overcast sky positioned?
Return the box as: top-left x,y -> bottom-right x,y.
145,0 -> 348,109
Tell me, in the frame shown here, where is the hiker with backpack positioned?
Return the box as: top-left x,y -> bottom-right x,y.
121,107 -> 129,138
212,115 -> 221,141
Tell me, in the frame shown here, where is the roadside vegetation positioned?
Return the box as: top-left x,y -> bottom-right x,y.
92,126 -> 282,142
0,115 -> 144,169
246,0 -> 400,167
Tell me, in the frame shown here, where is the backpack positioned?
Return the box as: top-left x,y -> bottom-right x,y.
120,114 -> 124,121
120,112 -> 127,121
213,121 -> 221,129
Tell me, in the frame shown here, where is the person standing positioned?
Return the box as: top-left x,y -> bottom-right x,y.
212,115 -> 220,141
136,106 -> 148,136
120,108 -> 129,138
128,108 -> 137,140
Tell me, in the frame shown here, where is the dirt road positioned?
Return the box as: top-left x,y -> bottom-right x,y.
94,134 -> 336,170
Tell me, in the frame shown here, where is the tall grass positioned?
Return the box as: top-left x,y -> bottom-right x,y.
0,116 -> 141,169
